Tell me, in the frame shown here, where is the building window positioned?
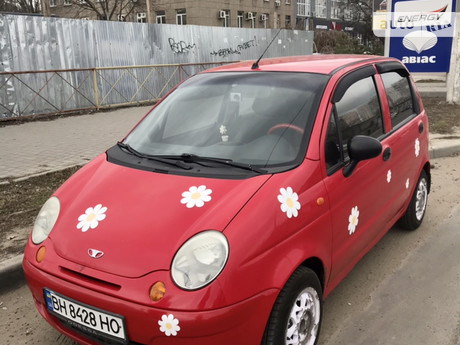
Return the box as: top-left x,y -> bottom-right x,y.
260,13 -> 268,28
237,11 -> 244,27
137,12 -> 146,23
176,9 -> 187,25
220,10 -> 230,27
297,0 -> 311,17
156,10 -> 166,24
285,15 -> 291,28
276,14 -> 281,28
286,0 -> 291,4
50,0 -> 56,7
315,0 -> 327,18
331,0 -> 342,19
63,0 -> 71,6
118,14 -> 126,21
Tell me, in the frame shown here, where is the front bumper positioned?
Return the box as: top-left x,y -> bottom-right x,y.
23,256 -> 277,345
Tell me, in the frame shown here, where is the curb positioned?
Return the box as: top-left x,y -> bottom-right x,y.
0,254 -> 24,291
1,143 -> 460,291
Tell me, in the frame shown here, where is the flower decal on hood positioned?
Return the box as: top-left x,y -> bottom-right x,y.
77,204 -> 107,232
158,314 -> 180,336
278,187 -> 301,218
181,185 -> 212,208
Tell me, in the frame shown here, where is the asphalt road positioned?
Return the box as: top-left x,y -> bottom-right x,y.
1,156 -> 459,345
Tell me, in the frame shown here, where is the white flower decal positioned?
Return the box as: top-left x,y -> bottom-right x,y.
415,138 -> 420,157
219,125 -> 227,135
158,314 -> 180,336
406,178 -> 410,189
348,206 -> 359,235
181,185 -> 212,208
278,187 -> 301,218
387,170 -> 392,183
77,204 -> 107,232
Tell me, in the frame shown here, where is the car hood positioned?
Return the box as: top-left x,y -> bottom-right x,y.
50,155 -> 271,278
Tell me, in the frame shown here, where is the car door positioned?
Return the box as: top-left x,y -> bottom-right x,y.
322,66 -> 393,286
375,62 -> 428,220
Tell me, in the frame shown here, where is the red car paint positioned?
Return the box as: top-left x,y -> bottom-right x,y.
23,55 -> 430,345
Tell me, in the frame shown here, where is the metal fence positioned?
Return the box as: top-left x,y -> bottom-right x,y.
0,62 -> 235,119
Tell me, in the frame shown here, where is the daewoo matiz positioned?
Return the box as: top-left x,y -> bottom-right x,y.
24,55 -> 430,345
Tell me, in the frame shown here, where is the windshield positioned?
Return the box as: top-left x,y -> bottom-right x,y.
123,71 -> 328,172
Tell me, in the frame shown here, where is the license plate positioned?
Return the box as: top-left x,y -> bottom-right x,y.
44,288 -> 127,344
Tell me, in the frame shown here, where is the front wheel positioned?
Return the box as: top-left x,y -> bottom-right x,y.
399,169 -> 429,230
262,267 -> 322,345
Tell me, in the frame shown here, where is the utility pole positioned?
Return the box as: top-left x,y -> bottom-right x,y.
446,12 -> 460,104
146,0 -> 152,23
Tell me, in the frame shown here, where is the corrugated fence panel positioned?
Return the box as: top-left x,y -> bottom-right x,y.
0,14 -> 313,118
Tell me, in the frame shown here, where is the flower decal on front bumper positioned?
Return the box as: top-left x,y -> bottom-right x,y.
278,187 -> 301,218
181,185 -> 212,208
158,314 -> 180,336
77,204 -> 107,232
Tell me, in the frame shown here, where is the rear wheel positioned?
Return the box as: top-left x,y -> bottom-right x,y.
262,267 -> 322,345
399,170 -> 429,230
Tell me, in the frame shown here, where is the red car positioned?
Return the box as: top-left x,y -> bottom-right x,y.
23,55 -> 430,345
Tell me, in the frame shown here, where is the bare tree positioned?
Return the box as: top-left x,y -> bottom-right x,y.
0,0 -> 42,13
64,0 -> 141,21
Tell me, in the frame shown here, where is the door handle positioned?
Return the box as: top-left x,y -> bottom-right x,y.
383,147 -> 392,161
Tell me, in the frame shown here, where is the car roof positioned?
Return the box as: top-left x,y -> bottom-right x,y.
206,54 -> 397,75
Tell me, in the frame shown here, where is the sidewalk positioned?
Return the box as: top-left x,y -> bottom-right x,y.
1,104 -> 460,288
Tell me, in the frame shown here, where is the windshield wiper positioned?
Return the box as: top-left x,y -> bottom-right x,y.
117,142 -> 192,170
179,153 -> 267,174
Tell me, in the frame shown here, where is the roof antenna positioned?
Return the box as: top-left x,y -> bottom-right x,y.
251,28 -> 282,70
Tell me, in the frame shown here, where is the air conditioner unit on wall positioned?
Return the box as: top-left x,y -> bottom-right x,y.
219,10 -> 226,19
260,14 -> 267,21
275,0 -> 280,6
246,12 -> 254,20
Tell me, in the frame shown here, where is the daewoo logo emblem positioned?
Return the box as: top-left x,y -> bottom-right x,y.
88,249 -> 104,259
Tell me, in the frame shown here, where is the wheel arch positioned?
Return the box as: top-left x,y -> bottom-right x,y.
423,161 -> 431,193
300,257 -> 326,293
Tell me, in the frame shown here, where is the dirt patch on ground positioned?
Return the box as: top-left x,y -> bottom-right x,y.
0,99 -> 459,262
423,98 -> 460,134
0,167 -> 81,261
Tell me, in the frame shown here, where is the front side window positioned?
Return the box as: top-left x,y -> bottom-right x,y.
121,72 -> 328,175
325,76 -> 384,171
381,72 -> 414,128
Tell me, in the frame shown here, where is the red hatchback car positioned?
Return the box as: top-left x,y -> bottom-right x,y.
24,55 -> 430,345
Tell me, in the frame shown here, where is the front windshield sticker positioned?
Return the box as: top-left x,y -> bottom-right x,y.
76,204 -> 108,232
158,314 -> 180,336
277,187 -> 301,219
348,206 -> 360,235
181,185 -> 213,208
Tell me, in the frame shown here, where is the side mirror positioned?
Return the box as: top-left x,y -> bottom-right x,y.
343,135 -> 382,177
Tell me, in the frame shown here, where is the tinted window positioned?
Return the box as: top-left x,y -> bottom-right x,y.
381,72 -> 414,128
334,76 -> 384,160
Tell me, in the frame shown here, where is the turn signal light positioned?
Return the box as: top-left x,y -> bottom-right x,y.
36,246 -> 47,263
149,281 -> 166,302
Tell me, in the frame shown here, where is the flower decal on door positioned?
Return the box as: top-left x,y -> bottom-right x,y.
278,187 -> 301,218
348,206 -> 360,235
406,178 -> 410,189
77,204 -> 107,232
158,314 -> 180,336
415,138 -> 420,157
387,170 -> 392,183
181,185 -> 212,208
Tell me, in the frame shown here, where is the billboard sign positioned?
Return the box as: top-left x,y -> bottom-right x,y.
374,0 -> 456,72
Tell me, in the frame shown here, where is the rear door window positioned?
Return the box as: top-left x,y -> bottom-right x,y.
380,72 -> 414,128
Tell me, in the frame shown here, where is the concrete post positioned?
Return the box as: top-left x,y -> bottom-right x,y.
41,0 -> 51,17
446,14 -> 460,104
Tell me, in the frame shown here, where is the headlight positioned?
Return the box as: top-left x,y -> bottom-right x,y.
32,197 -> 60,244
171,230 -> 229,290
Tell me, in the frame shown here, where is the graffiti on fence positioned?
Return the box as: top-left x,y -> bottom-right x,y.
168,38 -> 196,54
210,37 -> 258,58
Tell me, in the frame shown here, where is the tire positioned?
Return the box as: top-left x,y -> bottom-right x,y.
398,170 -> 429,230
262,266 -> 322,345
